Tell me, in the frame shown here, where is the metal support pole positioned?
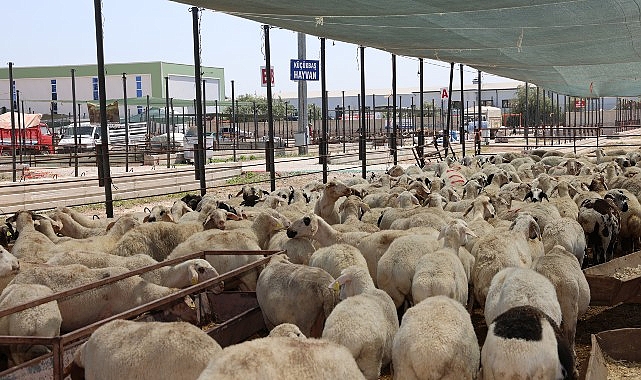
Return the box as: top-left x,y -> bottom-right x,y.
445,62 -> 454,157
264,25 -> 276,191
342,90 -> 346,154
192,6 -> 206,194
17,91 -> 23,164
297,32 -> 308,155
320,37 -> 328,184
146,94 -> 150,137
418,59 -> 424,164
8,62 -> 16,182
93,0 -> 113,217
231,80 -> 236,162
122,73 -> 129,172
359,46 -> 366,179
71,69 -> 79,177
525,83 -> 529,148
460,64 -> 465,157
477,70 -> 482,155
165,76 -> 171,168
392,54 -> 398,165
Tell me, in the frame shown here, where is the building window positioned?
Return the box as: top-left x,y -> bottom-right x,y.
137,106 -> 143,114
135,76 -> 143,98
92,77 -> 99,101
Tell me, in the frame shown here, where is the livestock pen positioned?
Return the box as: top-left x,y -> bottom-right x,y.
0,250 -> 280,380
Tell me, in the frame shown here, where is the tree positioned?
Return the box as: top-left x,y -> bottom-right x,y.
223,94 -> 297,122
510,85 -> 560,126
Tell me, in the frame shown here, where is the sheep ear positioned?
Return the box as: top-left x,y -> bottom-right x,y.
143,215 -> 150,223
541,192 -> 549,201
464,226 -> 478,238
226,212 -> 241,221
106,221 -> 116,232
235,189 -> 244,197
529,221 -> 541,240
550,184 -> 558,195
438,225 -> 447,240
360,202 -> 370,212
463,204 -> 474,217
188,264 -> 199,285
524,191 -> 533,202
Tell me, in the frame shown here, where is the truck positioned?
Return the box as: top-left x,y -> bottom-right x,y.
0,112 -> 54,155
56,122 -> 148,153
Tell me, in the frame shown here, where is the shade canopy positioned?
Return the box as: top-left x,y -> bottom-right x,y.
174,0 -> 641,97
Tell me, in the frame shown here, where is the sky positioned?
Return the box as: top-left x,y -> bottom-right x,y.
4,0 -> 519,98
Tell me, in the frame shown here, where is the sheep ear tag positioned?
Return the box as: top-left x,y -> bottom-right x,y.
189,266 -> 199,285
331,280 -> 341,292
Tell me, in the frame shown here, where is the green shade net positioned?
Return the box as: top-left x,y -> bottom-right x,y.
174,0 -> 641,97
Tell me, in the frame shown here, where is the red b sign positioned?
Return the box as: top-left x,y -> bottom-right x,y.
575,99 -> 585,108
261,66 -> 275,87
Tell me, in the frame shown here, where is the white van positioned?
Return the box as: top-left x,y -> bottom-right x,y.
56,122 -> 147,153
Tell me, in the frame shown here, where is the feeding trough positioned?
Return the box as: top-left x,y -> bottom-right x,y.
583,251 -> 641,306
584,328 -> 641,380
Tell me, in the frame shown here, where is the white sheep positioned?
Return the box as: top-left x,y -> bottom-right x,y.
308,244 -> 369,280
531,245 -> 590,352
256,254 -> 337,338
0,283 -> 61,366
8,264 -> 199,332
541,217 -> 587,266
322,266 -> 398,380
34,218 -> 73,244
109,208 -> 234,261
411,221 -> 473,305
267,231 -> 316,265
46,251 -> 222,290
56,206 -> 108,229
6,210 -> 55,263
314,178 -> 352,225
47,215 -> 140,255
285,214 -> 369,248
51,210 -> 108,238
197,336 -> 365,380
471,213 -> 542,307
268,323 -> 306,338
392,296 -> 480,380
484,267 -> 562,330
480,305 -> 574,380
376,233 -> 441,308
69,319 -> 222,380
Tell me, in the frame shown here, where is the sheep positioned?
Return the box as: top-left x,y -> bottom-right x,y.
56,206 -> 108,229
376,233 -> 441,308
6,210 -> 56,263
267,231 -> 316,265
167,210 -> 290,290
108,208 -> 234,261
578,190 -> 628,265
34,218 -> 73,244
542,218 -> 587,266
336,195 -> 379,233
531,245 -> 590,353
392,296 -> 480,380
181,193 -> 203,210
480,305 -> 574,380
68,319 -> 222,380
549,180 -> 580,220
170,199 -> 194,222
322,266 -> 398,379
285,214 -> 369,248
314,178 -> 352,225
608,188 -> 641,253
0,284 -> 61,366
51,210 -> 108,239
308,244 -> 368,280
484,267 -> 562,329
47,215 -> 140,255
256,254 -> 337,338
8,264 -> 199,332
235,184 -> 270,207
144,205 -> 175,222
411,221 -> 474,305
197,336 -> 365,380
268,323 -> 306,338
471,213 -> 542,307
523,187 -> 549,203
46,251 -> 222,290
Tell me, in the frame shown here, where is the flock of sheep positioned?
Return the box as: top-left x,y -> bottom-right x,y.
1,145 -> 641,379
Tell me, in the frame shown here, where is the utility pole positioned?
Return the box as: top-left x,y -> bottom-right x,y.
297,32 -> 308,155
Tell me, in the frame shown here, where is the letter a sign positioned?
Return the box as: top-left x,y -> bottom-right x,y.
440,88 -> 449,100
